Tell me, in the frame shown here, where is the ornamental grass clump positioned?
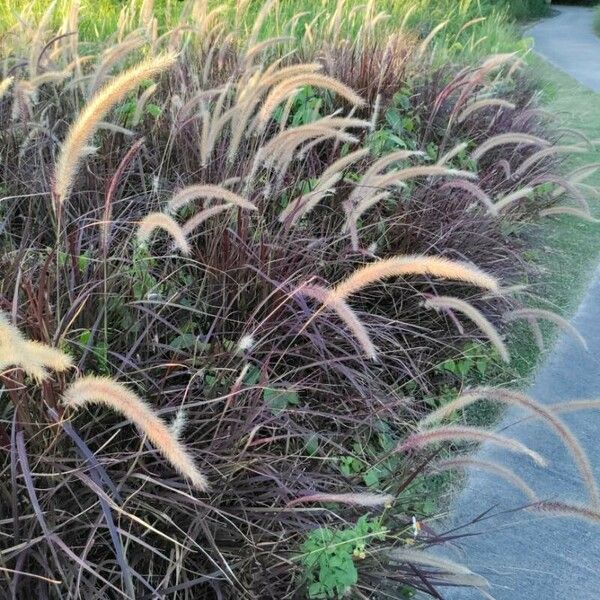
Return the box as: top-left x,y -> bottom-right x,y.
1,1 -> 599,598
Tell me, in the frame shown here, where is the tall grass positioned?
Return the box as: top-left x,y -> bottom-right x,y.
0,0 -> 535,57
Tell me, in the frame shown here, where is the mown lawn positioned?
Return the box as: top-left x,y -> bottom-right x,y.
506,56 -> 600,379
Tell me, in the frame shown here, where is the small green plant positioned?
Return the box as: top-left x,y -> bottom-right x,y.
263,387 -> 299,414
436,341 -> 497,380
300,515 -> 387,599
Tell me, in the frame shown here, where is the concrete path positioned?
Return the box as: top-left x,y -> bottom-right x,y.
439,7 -> 600,599
441,270 -> 600,599
529,5 -> 600,92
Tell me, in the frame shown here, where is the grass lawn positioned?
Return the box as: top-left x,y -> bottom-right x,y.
0,0 -> 533,57
506,56 -> 600,378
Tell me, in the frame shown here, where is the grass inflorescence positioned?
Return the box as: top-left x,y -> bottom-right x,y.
0,0 -> 598,598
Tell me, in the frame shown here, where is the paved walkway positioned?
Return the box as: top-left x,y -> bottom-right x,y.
528,5 -> 600,92
441,7 -> 600,599
442,271 -> 600,599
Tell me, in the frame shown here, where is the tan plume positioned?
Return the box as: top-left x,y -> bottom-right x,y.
331,255 -> 499,301
62,376 -> 208,490
397,426 -> 547,466
53,52 -> 177,208
0,312 -> 72,381
168,184 -> 256,213
471,133 -> 551,162
137,212 -> 190,254
423,295 -> 509,362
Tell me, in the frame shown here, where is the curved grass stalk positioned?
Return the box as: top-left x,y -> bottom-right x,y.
388,547 -> 489,590
168,184 -> 256,213
287,492 -> 394,508
258,74 -> 365,127
457,98 -> 515,124
29,0 -> 57,79
131,82 -> 158,126
513,145 -> 587,179
539,206 -> 599,223
137,212 -> 190,254
494,186 -> 534,213
439,180 -> 497,216
62,376 -> 208,490
420,387 -> 599,506
53,52 -> 177,209
471,133 -> 551,162
531,501 -> 600,524
428,457 -> 537,500
423,296 -> 509,363
503,308 -> 588,350
397,426 -> 547,467
331,255 -> 500,301
0,312 -> 72,381
370,166 -> 477,191
436,142 -> 468,166
0,77 -> 14,101
182,204 -> 234,236
299,284 -> 377,359
88,35 -> 147,98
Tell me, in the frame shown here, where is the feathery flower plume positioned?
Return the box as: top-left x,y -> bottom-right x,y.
539,206 -> 599,223
131,82 -> 158,126
258,74 -> 366,126
436,142 -> 468,166
388,547 -> 488,588
0,312 -> 72,381
258,124 -> 359,178
563,163 -> 600,186
397,426 -> 547,466
471,133 -> 551,162
62,376 -> 209,490
531,501 -> 600,524
87,35 -> 147,97
287,492 -> 394,508
29,70 -> 73,90
53,52 -> 177,208
24,341 -> 74,374
331,255 -> 499,302
243,36 -> 293,65
423,295 -> 509,362
550,400 -> 600,415
168,184 -> 256,213
369,166 -> 477,192
439,180 -> 497,216
170,407 -> 187,440
417,20 -> 448,59
182,204 -> 234,236
503,308 -> 588,350
493,186 -> 534,213
299,284 -> 377,359
278,175 -> 340,225
236,335 -> 255,353
137,212 -> 190,254
428,457 -> 537,500
513,145 -> 586,179
29,0 -> 57,79
457,98 -> 515,123
359,150 -> 426,183
421,387 -> 598,505
0,77 -> 14,101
